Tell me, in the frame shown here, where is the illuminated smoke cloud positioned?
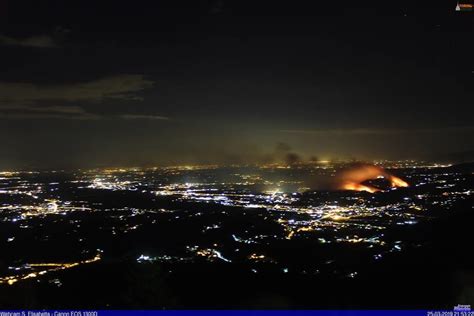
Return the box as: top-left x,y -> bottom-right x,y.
334,164 -> 409,193
284,153 -> 301,165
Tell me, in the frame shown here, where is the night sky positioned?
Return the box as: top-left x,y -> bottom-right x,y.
0,0 -> 473,168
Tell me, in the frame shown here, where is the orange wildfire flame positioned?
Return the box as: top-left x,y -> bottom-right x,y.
336,164 -> 409,193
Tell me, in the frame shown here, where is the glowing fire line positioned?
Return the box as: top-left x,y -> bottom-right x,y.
336,164 -> 409,193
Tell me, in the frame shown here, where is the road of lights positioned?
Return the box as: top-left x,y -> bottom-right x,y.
0,252 -> 102,286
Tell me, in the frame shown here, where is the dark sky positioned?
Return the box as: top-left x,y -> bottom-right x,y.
0,0 -> 473,168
